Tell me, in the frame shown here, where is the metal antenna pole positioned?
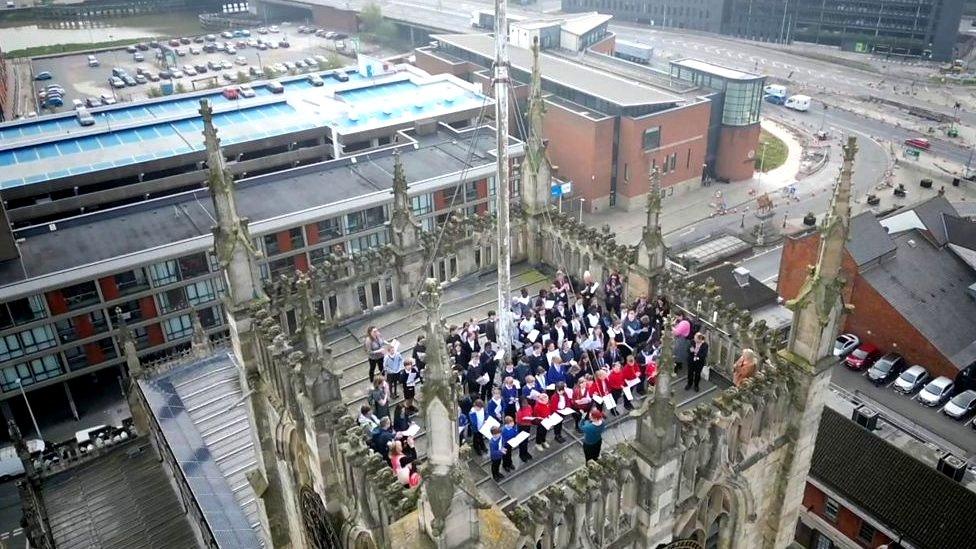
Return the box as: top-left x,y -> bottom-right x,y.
494,0 -> 513,355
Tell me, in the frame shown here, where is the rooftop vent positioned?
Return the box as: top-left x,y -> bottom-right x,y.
907,239 -> 917,248
732,266 -> 751,287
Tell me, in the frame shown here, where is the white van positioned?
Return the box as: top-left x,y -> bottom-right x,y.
0,439 -> 45,480
763,84 -> 787,98
785,94 -> 811,112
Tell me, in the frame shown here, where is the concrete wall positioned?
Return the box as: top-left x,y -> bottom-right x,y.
715,123 -> 761,182
309,4 -> 359,33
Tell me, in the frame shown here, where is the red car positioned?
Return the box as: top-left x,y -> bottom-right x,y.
222,87 -> 239,100
904,137 -> 931,150
845,343 -> 881,370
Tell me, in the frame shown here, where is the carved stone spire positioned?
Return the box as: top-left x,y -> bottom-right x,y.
635,167 -> 667,299
417,278 -> 469,544
199,99 -> 266,309
115,306 -> 142,379
785,136 -> 856,368
635,325 -> 678,463
520,36 -> 552,218
389,149 -> 421,252
190,311 -> 212,359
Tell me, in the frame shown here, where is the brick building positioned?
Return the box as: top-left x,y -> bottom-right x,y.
797,407 -> 976,549
778,196 -> 976,379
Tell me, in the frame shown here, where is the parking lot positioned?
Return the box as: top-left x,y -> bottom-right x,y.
832,359 -> 976,458
27,24 -> 373,112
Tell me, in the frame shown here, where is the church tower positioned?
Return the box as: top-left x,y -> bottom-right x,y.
200,99 -> 292,547
767,137 -> 858,548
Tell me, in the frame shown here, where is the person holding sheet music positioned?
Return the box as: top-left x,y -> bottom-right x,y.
489,426 -> 506,481
501,416 -> 519,472
622,355 -> 643,396
466,354 -> 489,398
580,271 -> 600,309
459,330 -> 480,369
468,399 -> 488,456
552,271 -> 571,303
486,387 -> 505,423
412,334 -> 427,376
515,396 -> 535,462
607,362 -> 633,411
572,377 -> 593,432
479,342 -> 499,400
533,393 -> 552,450
687,332 -> 709,392
550,381 -> 571,444
479,310 -> 498,344
605,340 -> 623,368
501,376 -> 520,418
623,310 -> 645,351
546,355 -> 568,387
522,374 -> 544,403
403,358 -> 420,415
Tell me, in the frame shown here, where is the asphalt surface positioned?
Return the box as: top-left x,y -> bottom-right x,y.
27,28 -> 354,113
0,481 -> 25,549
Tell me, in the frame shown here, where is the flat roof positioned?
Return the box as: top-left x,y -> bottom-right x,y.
0,124 -> 509,291
560,12 -> 613,36
435,33 -> 683,107
671,58 -> 762,81
0,67 -> 488,191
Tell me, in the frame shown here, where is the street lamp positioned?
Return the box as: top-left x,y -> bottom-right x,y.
579,198 -> 586,223
15,379 -> 42,439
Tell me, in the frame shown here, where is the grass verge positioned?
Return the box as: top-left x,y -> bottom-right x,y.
5,37 -> 148,59
755,129 -> 788,172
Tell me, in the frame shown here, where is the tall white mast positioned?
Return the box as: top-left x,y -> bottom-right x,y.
494,0 -> 513,355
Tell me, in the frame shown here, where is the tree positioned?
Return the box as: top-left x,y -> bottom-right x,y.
175,82 -> 186,94
147,86 -> 163,98
360,1 -> 398,46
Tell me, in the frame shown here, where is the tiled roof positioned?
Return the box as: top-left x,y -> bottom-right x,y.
811,408 -> 976,549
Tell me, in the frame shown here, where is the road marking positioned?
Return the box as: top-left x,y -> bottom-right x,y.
679,227 -> 696,237
761,275 -> 778,283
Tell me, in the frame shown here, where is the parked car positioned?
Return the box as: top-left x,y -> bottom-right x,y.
267,80 -> 284,94
109,76 -> 125,89
71,98 -> 83,109
220,60 -> 233,70
133,52 -> 144,62
134,74 -> 147,84
257,27 -> 268,34
207,60 -> 221,71
904,137 -> 931,150
333,32 -> 348,40
943,389 -> 976,420
194,64 -> 208,74
845,343 -> 880,371
149,39 -> 160,48
125,45 -> 137,53
222,86 -> 239,100
918,376 -> 954,407
170,70 -> 184,79
85,96 -> 101,108
136,42 -> 149,51
279,39 -> 290,48
100,93 -> 117,105
87,55 -> 99,67
269,25 -> 280,33
34,71 -> 53,80
205,34 -> 217,42
189,46 -> 201,55
76,107 -> 94,126
307,73 -> 324,86
111,66 -> 128,77
193,36 -> 205,44
866,352 -> 907,385
226,45 -> 237,55
182,65 -> 197,76
158,70 -> 172,80
833,333 -> 860,357
147,73 -> 160,82
239,84 -> 256,98
174,48 -> 186,57
893,365 -> 929,394
221,31 -> 234,39
179,37 -> 191,45
235,55 -> 248,66
122,75 -> 138,87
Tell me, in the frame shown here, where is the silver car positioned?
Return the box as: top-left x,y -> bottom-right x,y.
917,376 -> 954,407
893,365 -> 929,394
832,333 -> 859,357
942,390 -> 976,420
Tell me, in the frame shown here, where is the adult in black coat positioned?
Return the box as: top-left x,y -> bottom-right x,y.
687,333 -> 709,392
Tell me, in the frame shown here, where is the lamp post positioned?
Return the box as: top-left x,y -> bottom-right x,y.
579,198 -> 586,223
15,379 -> 42,439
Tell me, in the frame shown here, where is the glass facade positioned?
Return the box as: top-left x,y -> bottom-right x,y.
721,81 -> 763,126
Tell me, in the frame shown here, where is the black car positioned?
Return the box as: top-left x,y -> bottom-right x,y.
149,40 -> 160,48
203,43 -> 217,53
193,36 -> 205,43
136,42 -> 149,51
866,352 -> 907,385
333,32 -> 348,40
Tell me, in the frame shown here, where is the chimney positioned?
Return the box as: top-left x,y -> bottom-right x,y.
0,200 -> 19,263
732,266 -> 751,287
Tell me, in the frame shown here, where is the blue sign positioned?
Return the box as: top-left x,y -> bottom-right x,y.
550,181 -> 572,198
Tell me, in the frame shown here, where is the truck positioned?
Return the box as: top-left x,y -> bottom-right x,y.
784,94 -> 811,112
614,39 -> 654,65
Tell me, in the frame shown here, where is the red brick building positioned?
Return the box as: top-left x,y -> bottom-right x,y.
417,33 -> 714,212
797,408 -> 976,549
779,197 -> 976,379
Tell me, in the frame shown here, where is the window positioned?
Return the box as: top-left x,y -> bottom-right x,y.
411,194 -> 434,217
162,314 -> 193,340
62,281 -> 100,310
643,126 -> 661,150
268,257 -> 294,278
317,217 -> 342,241
824,497 -> 839,522
1,354 -> 64,391
115,299 -> 144,323
347,206 -> 387,234
348,230 -> 389,253
464,180 -> 479,202
288,227 -> 305,249
186,279 -> 218,306
114,268 -> 149,296
857,522 -> 876,543
158,287 -> 189,314
0,295 -> 47,329
149,260 -> 180,286
384,278 -> 394,303
0,324 -> 58,362
814,533 -> 833,549
198,305 -> 223,329
264,233 -> 282,255
178,253 -> 210,279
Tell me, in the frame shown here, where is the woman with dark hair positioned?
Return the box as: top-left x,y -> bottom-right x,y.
603,272 -> 623,317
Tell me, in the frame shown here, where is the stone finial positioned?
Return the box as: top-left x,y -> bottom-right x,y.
190,310 -> 212,359
115,306 -> 143,379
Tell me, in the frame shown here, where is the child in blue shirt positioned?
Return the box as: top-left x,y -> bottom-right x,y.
489,426 -> 506,481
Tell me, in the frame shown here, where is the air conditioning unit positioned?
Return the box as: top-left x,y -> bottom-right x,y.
851,405 -> 878,431
937,453 -> 966,482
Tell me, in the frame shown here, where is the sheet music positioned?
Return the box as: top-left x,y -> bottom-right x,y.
402,423 -> 421,438
622,386 -> 634,401
507,431 -> 530,448
541,414 -> 564,430
479,416 -> 500,439
557,408 -> 576,416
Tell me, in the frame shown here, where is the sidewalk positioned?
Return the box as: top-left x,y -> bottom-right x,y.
581,117 -> 809,245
